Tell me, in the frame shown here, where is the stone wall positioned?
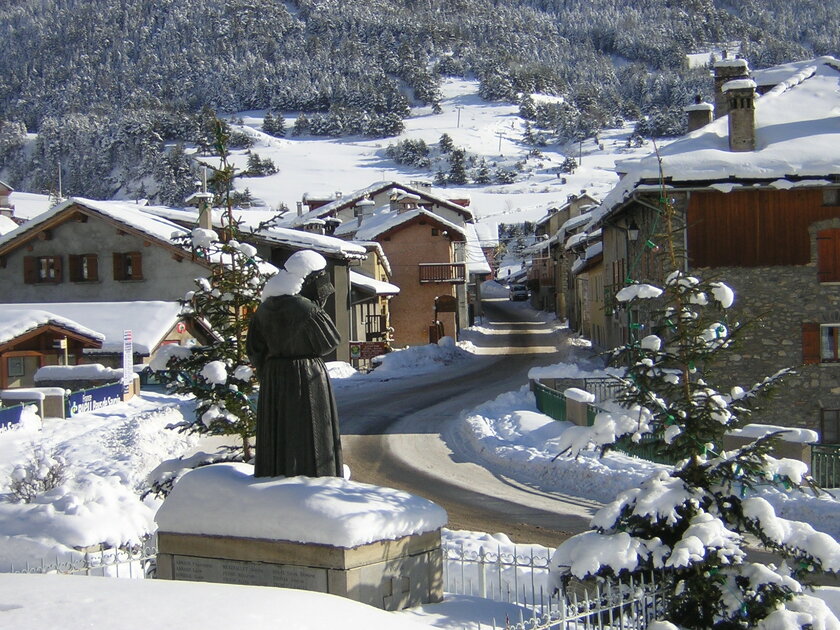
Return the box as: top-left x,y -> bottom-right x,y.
703,261 -> 840,435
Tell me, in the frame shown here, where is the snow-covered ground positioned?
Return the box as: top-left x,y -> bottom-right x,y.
1,290 -> 838,626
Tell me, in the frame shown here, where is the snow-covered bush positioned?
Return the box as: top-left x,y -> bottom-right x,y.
551,201 -> 840,628
8,446 -> 67,504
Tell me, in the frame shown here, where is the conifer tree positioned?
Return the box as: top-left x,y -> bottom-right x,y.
151,119 -> 273,463
439,132 -> 454,154
474,159 -> 492,184
551,191 -> 840,628
448,148 -> 468,185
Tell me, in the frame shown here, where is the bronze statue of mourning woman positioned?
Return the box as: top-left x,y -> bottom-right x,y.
246,250 -> 344,478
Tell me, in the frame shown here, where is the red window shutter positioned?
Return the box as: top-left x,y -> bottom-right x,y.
817,229 -> 840,283
113,253 -> 125,281
87,254 -> 98,281
130,252 -> 143,279
802,322 -> 820,364
23,256 -> 37,283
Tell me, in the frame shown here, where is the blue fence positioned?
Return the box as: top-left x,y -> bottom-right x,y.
0,403 -> 27,428
65,383 -> 124,417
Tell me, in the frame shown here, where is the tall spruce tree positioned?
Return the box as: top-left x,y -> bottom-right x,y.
551,189 -> 840,628
151,119 -> 273,464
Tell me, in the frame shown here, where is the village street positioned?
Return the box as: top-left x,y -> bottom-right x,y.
336,293 -> 603,547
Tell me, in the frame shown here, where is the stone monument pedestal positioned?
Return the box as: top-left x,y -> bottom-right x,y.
156,529 -> 442,610
153,463 -> 447,611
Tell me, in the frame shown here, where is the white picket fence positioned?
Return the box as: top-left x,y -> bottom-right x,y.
14,538 -> 667,629
442,541 -> 667,629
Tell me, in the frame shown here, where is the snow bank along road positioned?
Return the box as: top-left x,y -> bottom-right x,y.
336,297 -> 602,546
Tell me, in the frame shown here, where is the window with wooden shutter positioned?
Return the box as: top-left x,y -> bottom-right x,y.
817,229 -> 840,283
129,252 -> 142,279
24,255 -> 61,284
802,322 -> 820,364
113,252 -> 143,281
69,254 -> 98,282
23,256 -> 37,283
821,324 -> 840,362
113,253 -> 126,281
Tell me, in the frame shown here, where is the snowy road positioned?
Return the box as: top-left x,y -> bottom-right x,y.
336,296 -> 602,546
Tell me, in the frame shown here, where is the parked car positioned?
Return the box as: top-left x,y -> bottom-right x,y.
509,284 -> 529,301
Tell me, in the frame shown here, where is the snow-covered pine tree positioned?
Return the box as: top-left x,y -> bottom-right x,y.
151,119 -> 274,463
448,148 -> 468,185
551,191 -> 840,628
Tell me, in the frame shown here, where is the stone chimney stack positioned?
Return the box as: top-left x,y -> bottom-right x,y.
684,95 -> 714,132
723,79 -> 757,152
355,198 -> 375,228
713,56 -> 750,119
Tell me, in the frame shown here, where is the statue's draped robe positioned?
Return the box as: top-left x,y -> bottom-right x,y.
247,294 -> 343,478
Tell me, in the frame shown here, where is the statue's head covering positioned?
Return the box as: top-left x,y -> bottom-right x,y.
260,250 -> 330,302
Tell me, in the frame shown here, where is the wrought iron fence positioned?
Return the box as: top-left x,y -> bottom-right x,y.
442,540 -> 667,629
10,538 -> 157,578
812,444 -> 840,488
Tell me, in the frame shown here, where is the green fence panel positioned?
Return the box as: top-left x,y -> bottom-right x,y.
534,382 -> 566,423
614,433 -> 677,466
812,444 -> 840,489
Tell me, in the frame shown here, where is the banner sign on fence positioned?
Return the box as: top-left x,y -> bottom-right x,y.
122,330 -> 133,395
0,404 -> 25,428
66,384 -> 124,417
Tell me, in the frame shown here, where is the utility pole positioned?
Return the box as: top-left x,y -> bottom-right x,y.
496,131 -> 504,153
455,105 -> 463,128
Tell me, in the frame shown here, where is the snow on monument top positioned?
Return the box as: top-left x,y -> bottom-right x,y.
155,463 -> 448,547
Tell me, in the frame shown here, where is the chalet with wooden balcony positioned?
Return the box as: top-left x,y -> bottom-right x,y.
289,181 -> 486,346
588,55 -> 840,438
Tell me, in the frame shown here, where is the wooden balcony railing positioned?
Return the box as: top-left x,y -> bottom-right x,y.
418,262 -> 466,284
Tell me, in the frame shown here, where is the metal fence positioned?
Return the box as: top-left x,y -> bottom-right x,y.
16,537 -> 667,628
10,539 -> 157,578
812,444 -> 840,488
442,541 -> 666,629
534,382 -> 567,422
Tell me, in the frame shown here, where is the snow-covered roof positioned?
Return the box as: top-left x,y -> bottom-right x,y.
473,220 -> 499,248
0,198 -> 194,259
7,191 -> 52,221
0,310 -> 105,348
338,206 -> 466,241
464,222 -> 492,275
349,270 -> 400,296
137,205 -> 365,262
292,181 -> 474,226
0,215 -> 18,235
571,241 -> 603,275
0,302 -> 185,354
254,225 -> 367,260
590,57 -> 840,228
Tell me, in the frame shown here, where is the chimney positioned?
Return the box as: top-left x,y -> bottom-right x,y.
684,95 -> 713,132
324,217 -> 342,236
713,56 -> 750,119
355,198 -> 375,228
296,201 -> 303,217
303,219 -> 326,235
723,79 -> 757,152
